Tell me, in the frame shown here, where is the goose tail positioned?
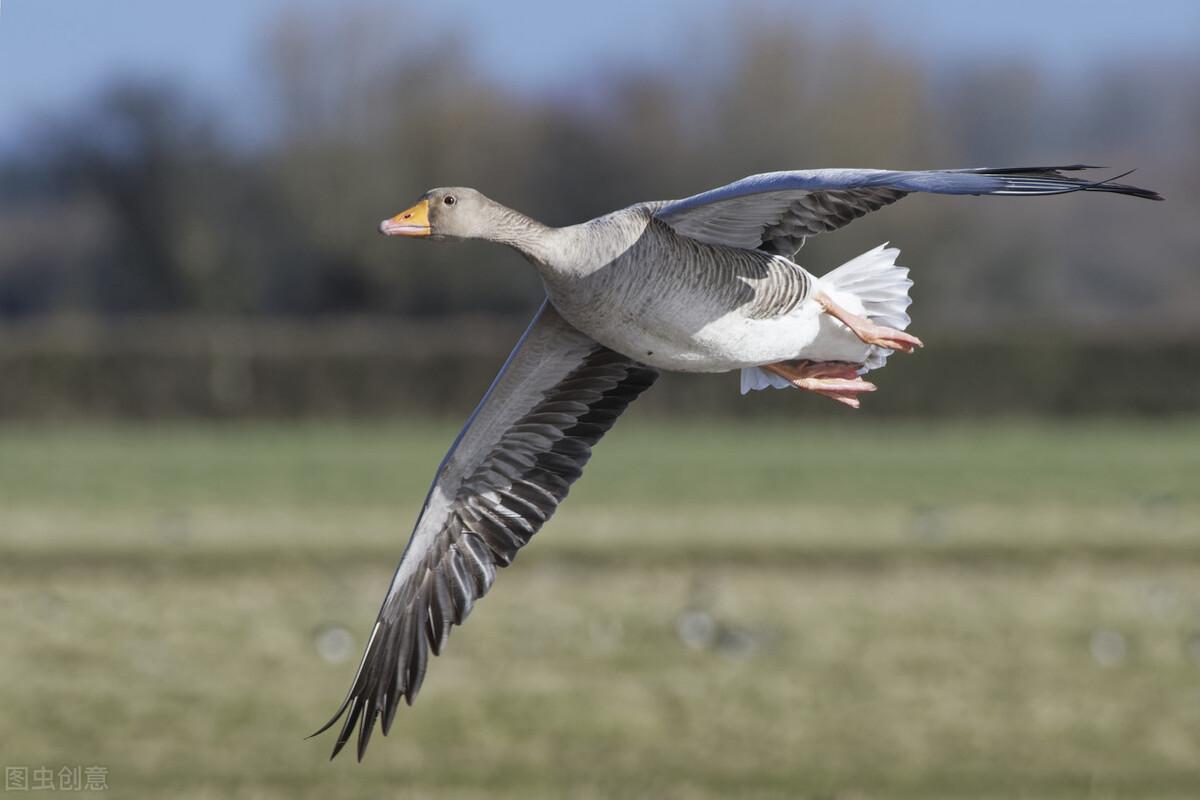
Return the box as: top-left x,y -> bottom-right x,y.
820,243 -> 913,373
739,243 -> 914,393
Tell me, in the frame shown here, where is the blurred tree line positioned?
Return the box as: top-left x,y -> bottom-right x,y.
0,6 -> 1196,417
1,7 -> 1196,330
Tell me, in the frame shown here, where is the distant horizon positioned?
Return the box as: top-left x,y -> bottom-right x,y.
2,0 -> 1199,153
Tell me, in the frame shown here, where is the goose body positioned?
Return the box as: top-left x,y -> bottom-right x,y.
532,209 -> 827,372
315,165 -> 1160,760
479,205 -> 895,376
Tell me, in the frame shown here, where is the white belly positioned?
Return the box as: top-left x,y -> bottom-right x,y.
578,293 -> 871,373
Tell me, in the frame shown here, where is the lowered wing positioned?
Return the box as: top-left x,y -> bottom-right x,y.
313,300 -> 658,760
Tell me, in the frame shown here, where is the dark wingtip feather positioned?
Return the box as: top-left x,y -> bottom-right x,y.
381,689 -> 401,736
1081,169 -> 1163,201
1101,179 -> 1164,201
307,620 -> 382,759
968,164 -> 1162,202
356,700 -> 378,762
329,696 -> 361,760
958,163 -> 1105,174
309,693 -> 353,747
307,705 -> 345,740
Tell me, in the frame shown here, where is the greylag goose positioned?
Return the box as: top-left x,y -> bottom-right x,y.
314,165 -> 1160,759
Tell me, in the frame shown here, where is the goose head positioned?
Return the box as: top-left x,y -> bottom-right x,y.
380,187 -> 509,242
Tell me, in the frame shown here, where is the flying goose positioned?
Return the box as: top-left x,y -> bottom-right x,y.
313,165 -> 1160,759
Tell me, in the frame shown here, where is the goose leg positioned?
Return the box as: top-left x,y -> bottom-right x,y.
762,361 -> 875,409
814,291 -> 923,354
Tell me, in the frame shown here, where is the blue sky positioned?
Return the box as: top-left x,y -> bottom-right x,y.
2,0 -> 1198,148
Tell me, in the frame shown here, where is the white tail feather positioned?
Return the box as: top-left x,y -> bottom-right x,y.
740,367 -> 791,393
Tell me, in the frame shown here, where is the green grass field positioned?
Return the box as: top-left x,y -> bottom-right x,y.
2,419 -> 1199,799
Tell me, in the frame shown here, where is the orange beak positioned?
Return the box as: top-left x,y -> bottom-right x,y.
379,199 -> 431,237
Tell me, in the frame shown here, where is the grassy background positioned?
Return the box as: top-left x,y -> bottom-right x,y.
2,419 -> 1199,798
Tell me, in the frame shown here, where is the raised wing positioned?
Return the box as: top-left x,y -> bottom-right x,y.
653,165 -> 1162,256
313,300 -> 657,760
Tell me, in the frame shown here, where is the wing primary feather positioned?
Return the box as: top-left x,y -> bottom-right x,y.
392,613 -> 415,696
329,696 -> 361,761
308,620 -> 383,742
427,574 -> 455,655
378,626 -> 403,736
356,695 -> 378,762
380,683 -> 401,737
404,610 -> 430,706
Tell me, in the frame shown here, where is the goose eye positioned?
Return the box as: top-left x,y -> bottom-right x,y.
443,195 -> 457,206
